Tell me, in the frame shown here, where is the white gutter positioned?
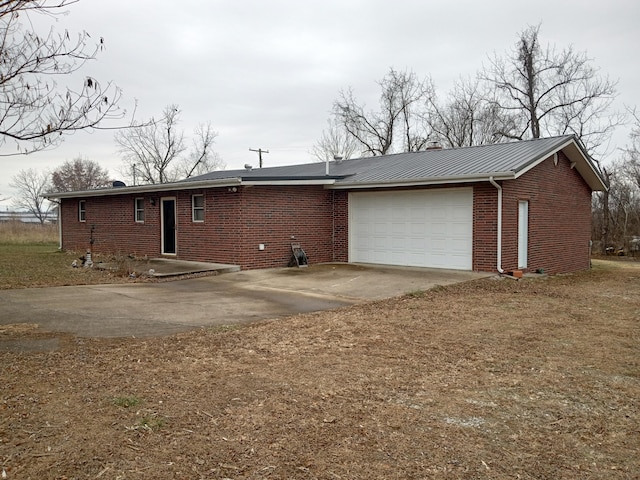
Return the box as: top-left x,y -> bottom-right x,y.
44,178 -> 243,200
330,172 -> 516,189
241,179 -> 336,186
489,176 -> 504,274
44,177 -> 339,199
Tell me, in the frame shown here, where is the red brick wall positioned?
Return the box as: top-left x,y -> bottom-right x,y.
59,154 -> 592,274
472,183 -> 499,272
174,188 -> 242,265
60,185 -> 336,270
236,185 -> 334,269
473,152 -> 593,274
332,190 -> 349,262
60,193 -> 161,257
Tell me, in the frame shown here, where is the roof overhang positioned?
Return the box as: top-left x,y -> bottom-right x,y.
241,179 -> 337,186
329,171 -> 516,190
514,137 -> 608,191
44,178 -> 243,199
44,177 -> 338,199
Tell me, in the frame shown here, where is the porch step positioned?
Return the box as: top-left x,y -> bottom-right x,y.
144,259 -> 240,277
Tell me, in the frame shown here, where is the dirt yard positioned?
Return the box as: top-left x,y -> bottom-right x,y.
1,260 -> 638,479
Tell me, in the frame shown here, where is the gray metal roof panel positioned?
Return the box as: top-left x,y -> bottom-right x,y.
47,135 -> 605,198
180,135 -> 603,188
331,136 -> 574,184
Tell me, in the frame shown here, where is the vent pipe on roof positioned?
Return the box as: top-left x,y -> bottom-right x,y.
244,164 -> 253,171
425,141 -> 443,150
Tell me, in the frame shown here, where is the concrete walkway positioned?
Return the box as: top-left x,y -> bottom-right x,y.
141,258 -> 240,277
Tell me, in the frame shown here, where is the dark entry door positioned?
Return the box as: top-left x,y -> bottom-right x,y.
161,198 -> 176,255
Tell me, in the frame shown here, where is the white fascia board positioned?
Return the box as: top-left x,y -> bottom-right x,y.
44,178 -> 243,199
514,138 -> 576,178
241,179 -> 337,186
513,138 -> 608,191
329,172 -> 516,189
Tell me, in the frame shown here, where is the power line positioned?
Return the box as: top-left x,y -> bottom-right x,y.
249,148 -> 269,168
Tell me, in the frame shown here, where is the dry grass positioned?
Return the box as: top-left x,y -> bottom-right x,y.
0,226 -> 152,289
1,260 -> 638,479
0,243 -> 143,289
0,221 -> 58,244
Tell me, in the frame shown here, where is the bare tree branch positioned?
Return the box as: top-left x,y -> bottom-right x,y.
426,77 -> 516,148
180,122 -> 225,178
116,105 -> 223,184
332,68 -> 434,156
310,117 -> 359,162
9,167 -> 53,223
0,0 -> 127,155
51,156 -> 110,191
482,24 -> 621,159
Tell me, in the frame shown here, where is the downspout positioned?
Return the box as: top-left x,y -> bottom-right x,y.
58,203 -> 62,250
488,177 -> 504,274
51,198 -> 62,250
331,190 -> 335,262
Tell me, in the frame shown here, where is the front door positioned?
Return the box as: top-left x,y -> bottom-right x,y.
161,197 -> 177,255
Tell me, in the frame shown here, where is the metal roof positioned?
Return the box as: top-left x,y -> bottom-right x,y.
45,135 -> 607,199
182,134 -> 606,191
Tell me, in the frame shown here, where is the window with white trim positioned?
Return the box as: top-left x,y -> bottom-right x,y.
135,197 -> 145,223
79,200 -> 86,222
192,194 -> 205,222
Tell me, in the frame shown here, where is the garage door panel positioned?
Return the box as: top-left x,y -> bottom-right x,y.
392,222 -> 407,235
349,188 -> 472,270
450,223 -> 469,236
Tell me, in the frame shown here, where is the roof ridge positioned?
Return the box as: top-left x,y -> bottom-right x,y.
340,135 -> 576,163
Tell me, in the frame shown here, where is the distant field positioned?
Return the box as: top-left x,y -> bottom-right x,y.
0,221 -> 58,244
0,220 -> 146,288
0,242 -> 120,289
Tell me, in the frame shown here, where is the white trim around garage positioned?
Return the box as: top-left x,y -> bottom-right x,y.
348,187 -> 473,270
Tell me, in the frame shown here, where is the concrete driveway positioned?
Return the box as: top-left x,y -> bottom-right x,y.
0,263 -> 490,339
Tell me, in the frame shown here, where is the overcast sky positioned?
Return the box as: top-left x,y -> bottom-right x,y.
1,0 -> 639,204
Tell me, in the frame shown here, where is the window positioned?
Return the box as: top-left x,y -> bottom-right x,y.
135,197 -> 145,223
192,194 -> 205,222
518,200 -> 529,269
78,200 -> 86,222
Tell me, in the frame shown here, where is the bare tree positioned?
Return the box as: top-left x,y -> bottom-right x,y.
592,110 -> 640,253
0,0 -> 125,155
175,122 -> 226,179
622,108 -> 640,189
310,117 -> 360,162
594,164 -> 640,253
426,77 -> 517,148
593,165 -> 613,254
51,156 -> 111,192
333,68 -> 434,156
115,105 -> 222,184
9,168 -> 53,223
483,24 -> 620,159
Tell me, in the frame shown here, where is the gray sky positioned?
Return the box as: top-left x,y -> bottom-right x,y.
1,0 -> 639,203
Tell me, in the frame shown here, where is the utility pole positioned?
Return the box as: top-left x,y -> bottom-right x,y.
249,148 -> 269,168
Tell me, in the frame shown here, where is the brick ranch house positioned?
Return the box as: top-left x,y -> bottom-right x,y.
47,135 -> 607,275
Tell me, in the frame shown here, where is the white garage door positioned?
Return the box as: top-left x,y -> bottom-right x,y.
349,188 -> 473,270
